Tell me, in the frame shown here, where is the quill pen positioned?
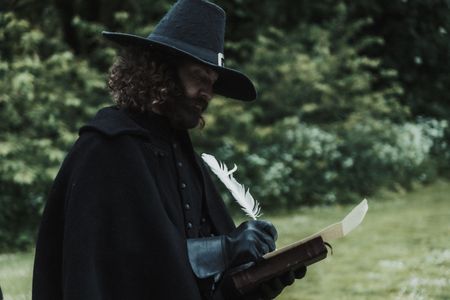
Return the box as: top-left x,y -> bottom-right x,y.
201,153 -> 262,220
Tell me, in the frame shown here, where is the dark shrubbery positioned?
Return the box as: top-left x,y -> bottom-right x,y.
0,13 -> 108,250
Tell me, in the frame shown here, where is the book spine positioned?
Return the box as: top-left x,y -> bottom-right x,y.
232,236 -> 328,294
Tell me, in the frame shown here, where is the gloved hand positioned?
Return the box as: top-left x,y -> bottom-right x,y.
256,265 -> 307,300
186,220 -> 277,279
215,264 -> 307,300
224,220 -> 278,268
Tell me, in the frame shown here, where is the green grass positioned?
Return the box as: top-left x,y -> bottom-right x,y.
1,181 -> 449,299
271,180 -> 450,300
0,252 -> 33,300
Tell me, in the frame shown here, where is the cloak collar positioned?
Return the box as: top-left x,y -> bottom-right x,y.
79,106 -> 184,143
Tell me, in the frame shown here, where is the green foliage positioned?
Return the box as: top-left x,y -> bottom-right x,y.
0,12 -> 109,250
245,24 -> 406,125
219,117 -> 447,209
195,9 -> 448,210
345,0 -> 450,120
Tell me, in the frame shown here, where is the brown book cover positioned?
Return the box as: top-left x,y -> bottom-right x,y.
231,236 -> 328,295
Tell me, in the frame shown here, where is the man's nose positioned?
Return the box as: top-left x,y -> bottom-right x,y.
200,87 -> 213,102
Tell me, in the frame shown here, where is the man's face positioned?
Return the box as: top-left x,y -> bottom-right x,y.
171,60 -> 219,129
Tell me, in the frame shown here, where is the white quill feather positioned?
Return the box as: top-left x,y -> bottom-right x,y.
201,153 -> 262,220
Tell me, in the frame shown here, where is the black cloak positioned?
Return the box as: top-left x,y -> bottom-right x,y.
32,107 -> 236,300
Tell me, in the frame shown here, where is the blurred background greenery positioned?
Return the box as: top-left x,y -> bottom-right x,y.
0,0 -> 449,260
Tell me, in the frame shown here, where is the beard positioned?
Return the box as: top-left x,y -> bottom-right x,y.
156,92 -> 209,130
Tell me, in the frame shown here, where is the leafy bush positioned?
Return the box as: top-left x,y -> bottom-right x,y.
203,117 -> 448,211
0,12 -> 109,250
196,14 -> 448,211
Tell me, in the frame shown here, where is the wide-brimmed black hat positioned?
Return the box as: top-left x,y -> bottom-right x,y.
102,0 -> 257,101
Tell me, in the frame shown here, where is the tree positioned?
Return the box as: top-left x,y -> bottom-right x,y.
346,0 -> 450,120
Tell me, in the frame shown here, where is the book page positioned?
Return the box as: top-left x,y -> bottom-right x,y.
264,199 -> 368,259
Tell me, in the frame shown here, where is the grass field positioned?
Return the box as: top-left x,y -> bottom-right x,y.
1,181 -> 449,300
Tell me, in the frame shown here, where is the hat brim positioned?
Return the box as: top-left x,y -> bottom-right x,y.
102,31 -> 257,101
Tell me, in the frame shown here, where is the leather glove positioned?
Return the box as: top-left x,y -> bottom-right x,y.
187,220 -> 277,279
214,264 -> 307,300
256,265 -> 307,300
225,220 -> 278,268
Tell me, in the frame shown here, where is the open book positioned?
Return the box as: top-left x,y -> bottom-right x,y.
231,199 -> 369,294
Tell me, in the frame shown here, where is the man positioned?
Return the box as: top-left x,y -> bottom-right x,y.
32,0 -> 306,299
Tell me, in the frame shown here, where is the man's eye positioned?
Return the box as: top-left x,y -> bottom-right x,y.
194,73 -> 209,84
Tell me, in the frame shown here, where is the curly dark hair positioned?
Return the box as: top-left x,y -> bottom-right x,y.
108,46 -> 180,111
107,46 -> 205,128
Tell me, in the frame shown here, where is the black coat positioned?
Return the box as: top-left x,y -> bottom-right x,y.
32,107 -> 236,300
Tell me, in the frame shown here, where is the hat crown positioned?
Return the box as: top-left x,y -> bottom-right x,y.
150,0 -> 225,54
101,0 -> 257,101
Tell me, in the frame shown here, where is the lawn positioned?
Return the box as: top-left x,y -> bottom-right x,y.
1,181 -> 449,300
